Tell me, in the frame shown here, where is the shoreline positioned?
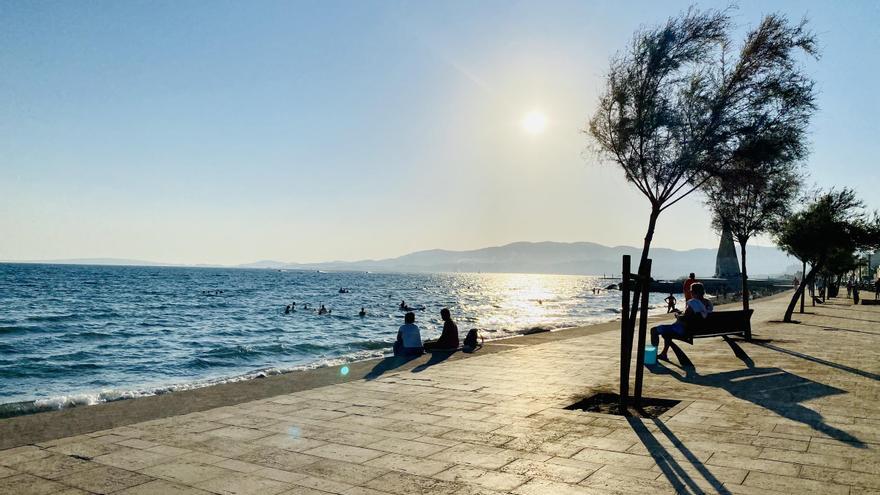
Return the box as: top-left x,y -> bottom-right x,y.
0,292 -> 788,450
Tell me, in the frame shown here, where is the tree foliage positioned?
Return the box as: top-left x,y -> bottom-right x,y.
774,189 -> 880,320
588,8 -> 818,270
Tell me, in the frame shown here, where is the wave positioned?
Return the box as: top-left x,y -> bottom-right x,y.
1,349 -> 388,418
25,314 -> 80,323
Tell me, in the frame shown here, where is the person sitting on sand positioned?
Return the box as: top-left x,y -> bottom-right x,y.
650,282 -> 713,361
394,312 -> 424,357
359,307 -> 366,317
424,308 -> 460,351
683,273 -> 697,301
664,293 -> 678,314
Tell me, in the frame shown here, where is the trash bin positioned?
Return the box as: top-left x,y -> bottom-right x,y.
644,345 -> 657,365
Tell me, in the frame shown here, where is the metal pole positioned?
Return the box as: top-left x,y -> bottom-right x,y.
619,255 -> 631,409
634,259 -> 652,404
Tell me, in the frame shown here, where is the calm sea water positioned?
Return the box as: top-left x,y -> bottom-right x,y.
0,263 -> 669,415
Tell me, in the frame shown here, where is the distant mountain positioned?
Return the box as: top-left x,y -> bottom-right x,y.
244,241 -> 796,279
6,241 -> 796,278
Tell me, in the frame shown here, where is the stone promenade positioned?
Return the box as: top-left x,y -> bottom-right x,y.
1,293 -> 878,494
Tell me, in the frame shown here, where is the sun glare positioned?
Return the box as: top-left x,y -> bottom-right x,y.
521,111 -> 547,134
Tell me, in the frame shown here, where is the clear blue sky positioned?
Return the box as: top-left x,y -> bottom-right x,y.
2,1 -> 877,264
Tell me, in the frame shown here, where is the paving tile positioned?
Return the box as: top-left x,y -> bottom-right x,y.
501,458 -> 598,483
140,460 -> 237,485
758,447 -> 852,469
800,464 -> 880,489
0,446 -> 53,466
511,478 -> 608,495
92,446 -> 171,471
115,479 -> 216,494
366,438 -> 448,458
571,447 -> 655,470
235,446 -> 321,471
196,473 -> 293,495
13,452 -> 95,480
706,452 -> 800,476
57,464 -> 154,494
434,464 -> 529,491
579,469 -> 679,494
302,443 -> 385,464
292,457 -> 387,485
0,473 -> 69,495
364,471 -> 463,495
365,452 -> 454,477
743,471 -> 850,495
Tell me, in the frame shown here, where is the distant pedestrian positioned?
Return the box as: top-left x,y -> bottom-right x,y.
853,284 -> 860,305
664,293 -> 677,313
847,280 -> 853,297
874,277 -> 880,300
683,273 -> 697,301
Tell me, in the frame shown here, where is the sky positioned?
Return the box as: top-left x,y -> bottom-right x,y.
1,0 -> 878,265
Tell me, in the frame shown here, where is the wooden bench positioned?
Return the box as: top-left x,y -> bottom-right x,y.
662,309 -> 754,367
674,309 -> 754,344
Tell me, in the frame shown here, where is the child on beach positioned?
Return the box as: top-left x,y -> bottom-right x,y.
664,293 -> 677,313
651,282 -> 713,361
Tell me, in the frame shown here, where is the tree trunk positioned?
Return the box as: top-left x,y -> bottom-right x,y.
739,240 -> 749,312
799,260 -> 806,313
628,207 -> 660,324
785,265 -> 818,322
621,207 -> 660,409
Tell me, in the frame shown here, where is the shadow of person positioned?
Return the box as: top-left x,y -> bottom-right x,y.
654,365 -> 866,448
411,349 -> 457,373
364,355 -> 419,381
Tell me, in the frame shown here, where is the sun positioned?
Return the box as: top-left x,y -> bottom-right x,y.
521,111 -> 547,134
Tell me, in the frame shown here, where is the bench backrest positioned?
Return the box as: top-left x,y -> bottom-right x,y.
683,309 -> 753,336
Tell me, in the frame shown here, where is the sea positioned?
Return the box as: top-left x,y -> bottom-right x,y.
0,263 -> 671,417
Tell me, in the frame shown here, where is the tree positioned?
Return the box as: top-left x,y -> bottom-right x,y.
588,8 -> 818,404
706,148 -> 806,312
774,189 -> 880,321
589,10 -> 817,274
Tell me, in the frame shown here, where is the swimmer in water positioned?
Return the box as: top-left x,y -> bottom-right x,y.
359,307 -> 366,317
399,300 -> 406,310
318,304 -> 328,315
284,304 -> 291,314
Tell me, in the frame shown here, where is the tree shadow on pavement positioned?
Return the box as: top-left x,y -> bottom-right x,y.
627,416 -> 732,495
748,341 -> 880,381
653,364 -> 866,448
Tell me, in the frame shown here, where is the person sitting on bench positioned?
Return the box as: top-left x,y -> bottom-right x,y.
651,282 -> 713,361
424,308 -> 460,351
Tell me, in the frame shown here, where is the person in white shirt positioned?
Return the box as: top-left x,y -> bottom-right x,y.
650,282 -> 713,361
394,312 -> 424,357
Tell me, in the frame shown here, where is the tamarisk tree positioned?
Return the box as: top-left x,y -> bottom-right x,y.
588,8 -> 818,404
774,189 -> 880,322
